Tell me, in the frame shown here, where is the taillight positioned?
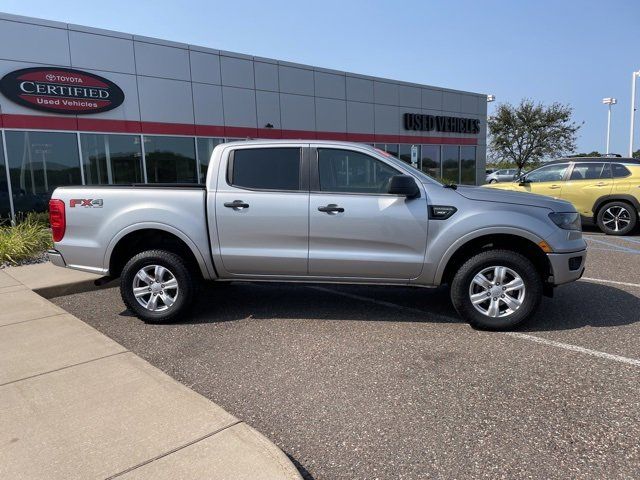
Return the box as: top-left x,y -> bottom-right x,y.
49,199 -> 66,242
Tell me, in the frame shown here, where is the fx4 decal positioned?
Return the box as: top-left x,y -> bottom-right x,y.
70,199 -> 103,208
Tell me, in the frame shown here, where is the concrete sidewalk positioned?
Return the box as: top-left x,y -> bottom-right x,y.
0,263 -> 301,480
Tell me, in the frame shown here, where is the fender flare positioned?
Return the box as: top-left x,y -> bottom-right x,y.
592,195 -> 640,215
433,226 -> 546,285
103,222 -> 215,279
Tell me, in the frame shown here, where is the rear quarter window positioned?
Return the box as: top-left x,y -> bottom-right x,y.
229,148 -> 301,190
612,164 -> 631,178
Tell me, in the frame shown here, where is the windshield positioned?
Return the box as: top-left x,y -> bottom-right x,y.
367,146 -> 444,186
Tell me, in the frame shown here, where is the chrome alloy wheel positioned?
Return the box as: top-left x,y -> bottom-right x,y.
602,206 -> 631,232
132,265 -> 179,312
468,266 -> 526,318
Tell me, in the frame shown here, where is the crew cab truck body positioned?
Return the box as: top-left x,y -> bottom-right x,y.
48,141 -> 587,330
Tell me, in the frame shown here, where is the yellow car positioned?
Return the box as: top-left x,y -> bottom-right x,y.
485,157 -> 640,235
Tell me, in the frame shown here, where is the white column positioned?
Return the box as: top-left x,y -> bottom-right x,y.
630,71 -> 640,157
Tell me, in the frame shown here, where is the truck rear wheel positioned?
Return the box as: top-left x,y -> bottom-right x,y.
450,249 -> 542,330
120,249 -> 196,323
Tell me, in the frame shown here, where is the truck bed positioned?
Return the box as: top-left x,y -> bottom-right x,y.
51,185 -> 211,276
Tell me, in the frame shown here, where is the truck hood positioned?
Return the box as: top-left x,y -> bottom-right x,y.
452,185 -> 574,212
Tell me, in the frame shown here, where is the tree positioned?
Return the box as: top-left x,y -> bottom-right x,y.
488,99 -> 581,173
573,151 -> 602,157
633,149 -> 640,159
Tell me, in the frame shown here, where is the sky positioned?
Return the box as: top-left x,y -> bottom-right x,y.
2,0 -> 639,154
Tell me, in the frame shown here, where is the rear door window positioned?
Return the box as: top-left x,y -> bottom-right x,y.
230,148 -> 301,191
569,162 -> 609,180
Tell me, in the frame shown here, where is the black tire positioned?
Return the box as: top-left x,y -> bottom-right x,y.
596,201 -> 637,236
120,249 -> 196,323
450,249 -> 543,330
489,179 -> 498,184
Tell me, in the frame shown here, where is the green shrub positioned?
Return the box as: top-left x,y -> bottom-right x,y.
0,211 -> 50,227
23,211 -> 50,227
0,216 -> 52,265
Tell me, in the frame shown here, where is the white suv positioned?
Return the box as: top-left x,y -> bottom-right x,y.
486,169 -> 518,183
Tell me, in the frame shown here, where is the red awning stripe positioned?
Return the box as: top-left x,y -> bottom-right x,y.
0,114 -> 478,145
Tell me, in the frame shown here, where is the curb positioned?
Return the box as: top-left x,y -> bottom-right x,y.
35,276 -> 118,299
0,263 -> 302,480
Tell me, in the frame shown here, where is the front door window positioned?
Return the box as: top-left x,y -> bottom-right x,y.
318,148 -> 398,194
526,164 -> 568,183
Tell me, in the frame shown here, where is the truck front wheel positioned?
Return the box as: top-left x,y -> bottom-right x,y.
120,249 -> 196,323
450,249 -> 542,330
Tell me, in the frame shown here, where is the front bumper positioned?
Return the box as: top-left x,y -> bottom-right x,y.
546,249 -> 587,286
47,249 -> 66,268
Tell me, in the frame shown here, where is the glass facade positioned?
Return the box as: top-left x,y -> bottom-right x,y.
5,131 -> 81,216
0,142 -> 10,222
380,143 -> 475,184
81,134 -> 143,185
398,144 -> 413,166
442,146 -> 460,184
460,146 -> 477,185
385,143 -> 399,159
420,145 -> 441,179
144,136 -> 197,183
196,137 -> 225,180
0,129 -> 479,219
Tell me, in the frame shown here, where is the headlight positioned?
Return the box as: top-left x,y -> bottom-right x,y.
549,212 -> 581,231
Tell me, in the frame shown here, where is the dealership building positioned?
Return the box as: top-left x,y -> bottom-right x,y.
0,12 -> 487,220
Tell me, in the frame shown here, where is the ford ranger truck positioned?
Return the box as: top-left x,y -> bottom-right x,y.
48,141 -> 587,330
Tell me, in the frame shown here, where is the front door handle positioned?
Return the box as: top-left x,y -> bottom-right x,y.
318,204 -> 344,213
549,185 -> 561,189
224,200 -> 249,209
595,182 -> 608,187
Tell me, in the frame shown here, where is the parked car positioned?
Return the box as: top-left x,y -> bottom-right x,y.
485,169 -> 519,183
48,141 -> 586,330
485,157 -> 640,235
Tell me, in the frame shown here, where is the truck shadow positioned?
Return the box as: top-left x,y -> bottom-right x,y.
184,280 -> 640,332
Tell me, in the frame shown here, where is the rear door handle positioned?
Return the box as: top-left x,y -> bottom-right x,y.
318,204 -> 344,213
224,200 -> 249,209
595,182 -> 608,187
549,185 -> 561,189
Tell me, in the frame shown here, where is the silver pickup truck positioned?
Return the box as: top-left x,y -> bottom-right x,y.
48,140 -> 586,330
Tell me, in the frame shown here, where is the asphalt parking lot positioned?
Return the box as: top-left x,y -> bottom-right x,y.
52,231 -> 640,480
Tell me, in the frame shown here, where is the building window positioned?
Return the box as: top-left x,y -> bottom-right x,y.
144,136 -> 197,183
460,146 -> 476,185
0,134 -> 11,221
80,134 -> 143,185
385,143 -> 399,158
197,137 -> 225,181
442,146 -> 460,184
398,144 -> 412,166
230,147 -> 300,191
420,145 -> 441,179
5,131 -> 81,214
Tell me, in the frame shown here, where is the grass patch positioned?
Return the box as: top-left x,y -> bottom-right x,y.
0,213 -> 52,265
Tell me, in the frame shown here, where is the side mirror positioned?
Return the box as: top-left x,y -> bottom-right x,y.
387,175 -> 420,198
518,177 -> 530,186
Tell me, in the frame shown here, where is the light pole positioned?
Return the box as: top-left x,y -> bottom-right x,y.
630,70 -> 640,157
602,97 -> 617,154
